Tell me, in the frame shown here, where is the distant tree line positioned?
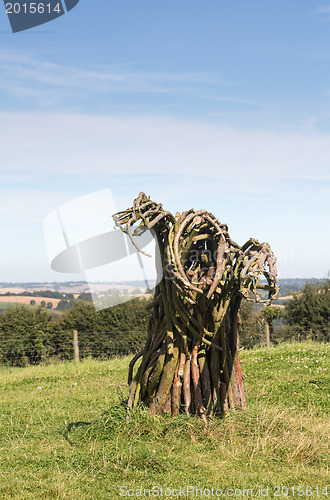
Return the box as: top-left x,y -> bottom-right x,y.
0,280 -> 328,366
30,300 -> 54,310
1,290 -> 64,298
240,279 -> 329,347
275,278 -> 326,297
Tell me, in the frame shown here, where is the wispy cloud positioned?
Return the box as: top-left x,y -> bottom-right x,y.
203,96 -> 261,107
0,50 -> 225,106
317,5 -> 330,13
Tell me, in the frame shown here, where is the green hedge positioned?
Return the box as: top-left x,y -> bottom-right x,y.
0,298 -> 150,366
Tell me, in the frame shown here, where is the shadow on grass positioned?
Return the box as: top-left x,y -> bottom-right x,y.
62,394 -> 217,447
64,392 -> 129,446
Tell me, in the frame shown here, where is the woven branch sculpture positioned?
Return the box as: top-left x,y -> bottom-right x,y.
114,192 -> 278,423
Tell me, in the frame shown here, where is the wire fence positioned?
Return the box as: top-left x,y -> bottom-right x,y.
0,331 -> 146,367
240,323 -> 329,349
0,326 -> 328,367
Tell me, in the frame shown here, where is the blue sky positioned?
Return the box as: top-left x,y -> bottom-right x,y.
0,1 -> 330,282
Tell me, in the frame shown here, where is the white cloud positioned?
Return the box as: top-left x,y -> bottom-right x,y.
0,112 -> 329,187
0,189 -> 78,224
0,111 -> 329,281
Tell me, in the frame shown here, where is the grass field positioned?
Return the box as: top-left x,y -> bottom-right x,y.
0,342 -> 328,499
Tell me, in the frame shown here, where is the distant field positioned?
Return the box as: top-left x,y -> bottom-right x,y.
0,282 -> 149,295
0,342 -> 328,499
0,296 -> 61,307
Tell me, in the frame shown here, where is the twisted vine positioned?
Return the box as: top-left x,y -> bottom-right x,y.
113,193 -> 278,422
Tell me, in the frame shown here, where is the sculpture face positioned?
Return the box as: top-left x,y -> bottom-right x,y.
114,192 -> 278,304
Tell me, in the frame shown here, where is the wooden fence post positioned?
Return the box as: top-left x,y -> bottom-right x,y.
73,330 -> 80,362
265,323 -> 271,348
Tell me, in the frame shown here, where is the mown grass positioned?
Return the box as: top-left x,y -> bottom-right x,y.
0,342 -> 328,499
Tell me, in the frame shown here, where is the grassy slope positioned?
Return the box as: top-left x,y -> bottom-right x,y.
0,342 -> 328,499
